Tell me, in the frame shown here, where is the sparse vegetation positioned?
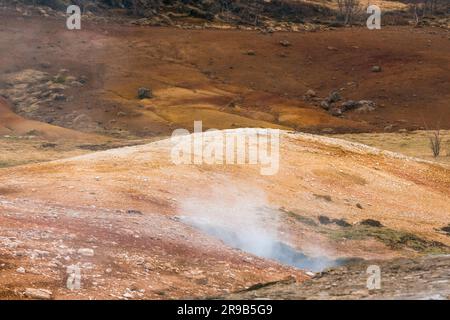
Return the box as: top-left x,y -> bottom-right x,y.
429,129 -> 442,158
337,0 -> 362,25
313,194 -> 333,202
280,208 -> 318,226
282,209 -> 449,254
328,225 -> 450,254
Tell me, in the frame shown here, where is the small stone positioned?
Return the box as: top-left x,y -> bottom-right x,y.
16,267 -> 26,274
137,87 -> 152,99
329,107 -> 343,117
77,248 -> 94,257
279,40 -> 291,47
25,288 -> 52,300
52,93 -> 66,101
341,100 -> 359,111
328,91 -> 341,103
127,209 -> 143,215
372,65 -> 382,72
320,100 -> 330,110
70,81 -> 83,87
305,89 -> 317,98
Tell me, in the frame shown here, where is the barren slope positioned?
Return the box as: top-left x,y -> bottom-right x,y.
0,129 -> 449,299
1,11 -> 449,139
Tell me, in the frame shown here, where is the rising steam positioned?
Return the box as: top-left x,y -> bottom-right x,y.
178,181 -> 341,272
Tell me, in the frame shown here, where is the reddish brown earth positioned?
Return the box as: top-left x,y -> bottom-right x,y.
0,7 -> 449,300
1,10 -> 449,140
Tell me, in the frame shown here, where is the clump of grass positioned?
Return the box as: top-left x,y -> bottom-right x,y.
280,207 -> 449,254
279,208 -> 317,227
327,225 -> 449,254
0,161 -> 12,168
429,130 -> 442,158
441,224 -> 450,236
313,194 -> 332,202
53,75 -> 66,84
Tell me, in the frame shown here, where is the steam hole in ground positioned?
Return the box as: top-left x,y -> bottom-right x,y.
182,216 -> 346,272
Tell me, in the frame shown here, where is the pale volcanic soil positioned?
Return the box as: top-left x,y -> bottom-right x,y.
0,129 -> 449,299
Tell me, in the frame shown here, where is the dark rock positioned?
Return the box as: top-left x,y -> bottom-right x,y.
41,143 -> 57,148
137,87 -> 152,99
341,100 -> 359,112
329,107 -> 343,117
127,209 -> 143,215
441,225 -> 450,235
320,100 -> 330,110
327,91 -> 341,103
305,89 -> 317,98
372,65 -> 382,73
318,215 -> 332,225
279,40 -> 291,47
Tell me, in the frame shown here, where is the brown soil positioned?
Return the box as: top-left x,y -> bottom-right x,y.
1,10 -> 449,140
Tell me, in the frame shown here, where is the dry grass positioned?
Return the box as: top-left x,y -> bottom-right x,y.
331,130 -> 450,165
0,136 -> 91,168
0,135 -> 152,168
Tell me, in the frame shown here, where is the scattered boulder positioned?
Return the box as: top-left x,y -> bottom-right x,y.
279,40 -> 291,47
25,288 -> 52,300
77,248 -> 94,257
127,209 -> 143,216
314,194 -> 332,202
441,225 -> 450,235
305,89 -> 317,99
341,100 -> 376,112
340,100 -> 359,112
320,100 -> 330,110
327,100 -> 376,117
355,100 -> 376,113
372,65 -> 382,73
318,215 -> 332,225
137,87 -> 152,99
41,143 -> 57,149
16,267 -> 26,274
245,50 -> 256,56
327,91 -> 341,103
329,107 -> 343,117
